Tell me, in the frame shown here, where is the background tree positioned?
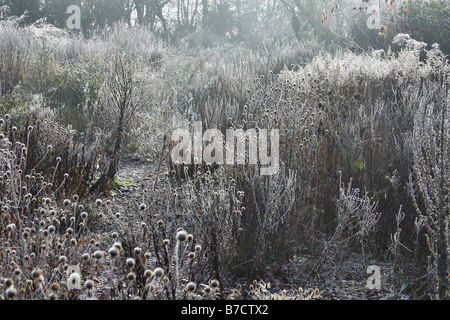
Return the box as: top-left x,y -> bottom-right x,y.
1,0 -> 41,23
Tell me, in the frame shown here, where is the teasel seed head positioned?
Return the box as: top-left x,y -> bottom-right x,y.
127,272 -> 136,282
108,246 -> 119,259
4,278 -> 13,288
153,267 -> 164,279
210,279 -> 220,289
13,268 -> 22,277
31,269 -> 42,279
113,242 -> 122,251
176,229 -> 188,243
185,282 -> 197,292
50,282 -> 60,291
126,258 -> 136,269
93,250 -> 104,260
144,269 -> 153,278
5,287 -> 17,299
84,280 -> 94,290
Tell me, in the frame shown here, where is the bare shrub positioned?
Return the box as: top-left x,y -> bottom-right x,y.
407,62 -> 449,299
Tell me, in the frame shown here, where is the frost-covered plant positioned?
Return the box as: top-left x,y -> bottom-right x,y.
407,70 -> 449,299
392,33 -> 427,51
245,279 -> 322,300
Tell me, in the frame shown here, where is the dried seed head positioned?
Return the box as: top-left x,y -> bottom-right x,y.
194,245 -> 202,252
113,242 -> 122,251
139,203 -> 146,210
5,287 -> 17,299
108,247 -> 119,258
127,272 -> 136,282
93,250 -> 104,260
144,269 -> 153,278
84,280 -> 94,290
4,278 -> 13,288
176,230 -> 188,243
13,268 -> 22,277
153,267 -> 164,278
210,279 -> 220,289
126,258 -> 136,269
50,283 -> 60,291
188,252 -> 195,259
185,282 -> 197,292
31,269 -> 42,279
